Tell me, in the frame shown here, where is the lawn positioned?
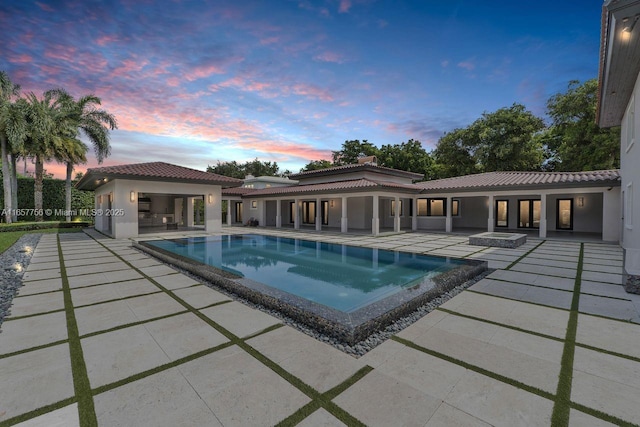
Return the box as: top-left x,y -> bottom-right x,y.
0,227 -> 82,254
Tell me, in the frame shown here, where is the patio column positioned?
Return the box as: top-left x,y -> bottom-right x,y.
394,196 -> 401,232
186,197 -> 195,227
539,193 -> 547,239
487,194 -> 495,232
294,198 -> 300,229
341,196 -> 348,233
258,200 -> 266,227
372,195 -> 380,236
276,199 -> 282,228
226,200 -> 232,225
316,197 -> 322,231
412,197 -> 418,231
445,196 -> 453,233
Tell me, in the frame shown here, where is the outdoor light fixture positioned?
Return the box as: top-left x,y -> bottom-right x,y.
109,193 -> 113,203
208,194 -> 213,204
330,200 -> 334,208
622,15 -> 640,40
578,197 -> 584,207
130,191 -> 136,203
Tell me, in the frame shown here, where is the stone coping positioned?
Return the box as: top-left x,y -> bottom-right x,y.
469,232 -> 527,248
134,238 -> 487,345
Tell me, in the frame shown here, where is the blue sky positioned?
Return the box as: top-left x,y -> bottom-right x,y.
1,0 -> 603,178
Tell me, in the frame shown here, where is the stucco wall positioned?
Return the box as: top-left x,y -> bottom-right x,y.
621,71 -> 640,274
96,179 -> 222,239
452,197 -> 488,229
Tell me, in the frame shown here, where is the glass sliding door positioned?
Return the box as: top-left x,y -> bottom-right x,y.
235,202 -> 243,223
302,201 -> 316,224
321,201 -> 329,225
557,199 -> 573,230
496,200 -> 508,227
518,199 -> 541,228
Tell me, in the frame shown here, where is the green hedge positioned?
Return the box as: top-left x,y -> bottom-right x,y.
0,177 -> 95,222
0,221 -> 91,232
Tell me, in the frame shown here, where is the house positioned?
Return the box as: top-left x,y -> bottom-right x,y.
75,162 -> 242,238
223,158 -> 620,240
598,0 -> 640,292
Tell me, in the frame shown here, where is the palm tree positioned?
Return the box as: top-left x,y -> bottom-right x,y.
22,90 -> 69,221
0,72 -> 25,223
57,93 -> 117,221
57,137 -> 87,221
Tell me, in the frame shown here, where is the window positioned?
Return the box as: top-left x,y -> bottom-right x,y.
289,202 -> 295,224
417,199 -> 428,216
496,200 -> 508,227
251,200 -> 257,209
518,199 -> 541,228
557,199 -> 573,230
627,96 -> 635,152
321,201 -> 329,225
302,201 -> 316,224
417,198 -> 446,216
235,202 -> 243,223
452,199 -> 460,216
626,182 -> 634,229
391,200 -> 403,216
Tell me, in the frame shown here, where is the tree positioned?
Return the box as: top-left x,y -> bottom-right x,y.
57,92 -> 116,221
432,129 -> 478,178
466,103 -> 545,172
207,160 -> 244,178
22,90 -> 70,221
207,158 -> 283,178
300,159 -> 333,172
331,140 -> 379,165
431,103 -> 545,177
544,79 -> 620,171
0,71 -> 25,223
378,139 -> 434,179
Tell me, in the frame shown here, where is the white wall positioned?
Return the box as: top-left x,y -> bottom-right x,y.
98,179 -> 222,239
621,71 -> 640,274
452,197 -> 487,229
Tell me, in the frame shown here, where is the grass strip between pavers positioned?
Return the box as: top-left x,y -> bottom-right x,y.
505,240 -> 546,270
550,243 -> 583,427
391,335 -> 555,401
0,339 -> 68,360
57,235 -> 98,427
275,366 -> 373,427
436,307 -> 565,343
88,233 -> 370,426
0,397 -> 77,427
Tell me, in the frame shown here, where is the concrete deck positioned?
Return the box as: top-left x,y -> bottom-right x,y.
1,227 -> 639,426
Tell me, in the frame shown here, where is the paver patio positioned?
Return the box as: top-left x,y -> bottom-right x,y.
1,227 -> 640,426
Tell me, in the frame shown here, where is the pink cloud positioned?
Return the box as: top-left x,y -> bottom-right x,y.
8,53 -> 33,64
260,36 -> 280,45
35,2 -> 54,12
95,34 -> 121,46
457,61 -> 475,71
313,51 -> 345,64
111,58 -> 149,77
339,0 -> 352,13
292,83 -> 334,102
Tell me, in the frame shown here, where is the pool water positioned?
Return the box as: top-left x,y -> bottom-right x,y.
145,234 -> 467,313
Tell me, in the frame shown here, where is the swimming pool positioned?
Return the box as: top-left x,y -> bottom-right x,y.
136,234 -> 486,343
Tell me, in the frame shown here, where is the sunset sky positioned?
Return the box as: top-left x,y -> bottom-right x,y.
2,0 -> 603,178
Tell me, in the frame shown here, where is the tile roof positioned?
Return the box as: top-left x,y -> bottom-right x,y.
76,162 -> 242,190
237,178 -> 422,197
416,170 -> 621,192
289,163 -> 424,180
222,187 -> 256,196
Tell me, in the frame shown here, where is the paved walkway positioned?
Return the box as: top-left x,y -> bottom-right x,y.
1,228 -> 639,426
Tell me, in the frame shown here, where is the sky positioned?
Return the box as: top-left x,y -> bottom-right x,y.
1,0 -> 604,179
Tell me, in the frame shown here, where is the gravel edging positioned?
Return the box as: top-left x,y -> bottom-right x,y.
133,245 -> 493,357
0,233 -> 42,327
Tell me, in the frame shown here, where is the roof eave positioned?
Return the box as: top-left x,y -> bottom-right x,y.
75,171 -> 242,191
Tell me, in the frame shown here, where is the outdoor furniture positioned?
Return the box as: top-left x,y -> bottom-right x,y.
166,222 -> 178,230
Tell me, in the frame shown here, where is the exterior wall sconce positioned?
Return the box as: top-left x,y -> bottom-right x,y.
330,200 -> 334,208
251,200 -> 258,209
130,191 -> 136,203
208,194 -> 213,204
109,193 -> 113,203
578,197 -> 584,207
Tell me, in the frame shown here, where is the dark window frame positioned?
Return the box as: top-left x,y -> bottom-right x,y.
556,198 -> 574,230
495,200 -> 509,228
518,199 -> 541,229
